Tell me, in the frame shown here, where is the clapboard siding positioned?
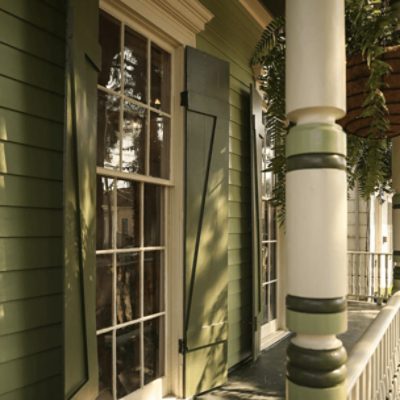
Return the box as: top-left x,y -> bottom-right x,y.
198,0 -> 262,368
0,324 -> 62,364
0,348 -> 62,395
0,108 -> 63,151
0,375 -> 62,400
0,238 -> 62,271
0,43 -> 64,94
0,1 -> 65,398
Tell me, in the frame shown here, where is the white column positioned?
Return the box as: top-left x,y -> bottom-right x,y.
285,1 -> 348,398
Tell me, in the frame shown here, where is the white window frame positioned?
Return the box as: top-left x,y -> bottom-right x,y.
98,1 -> 213,399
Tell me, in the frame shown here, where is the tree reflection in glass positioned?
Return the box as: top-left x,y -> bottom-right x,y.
151,44 -> 170,112
97,332 -> 113,399
150,112 -> 170,179
117,180 -> 140,248
144,317 -> 164,384
96,255 -> 113,330
116,325 -> 141,397
144,251 -> 164,316
122,101 -> 146,174
124,27 -> 147,103
99,11 -> 121,91
96,176 -> 114,250
117,253 -> 140,323
97,91 -> 120,169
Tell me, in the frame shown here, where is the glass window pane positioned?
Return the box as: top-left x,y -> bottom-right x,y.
144,317 -> 164,385
97,332 -> 113,399
96,177 -> 114,250
150,113 -> 170,179
262,286 -> 268,324
122,102 -> 146,174
270,282 -> 277,321
117,180 -> 141,248
99,11 -> 121,91
151,44 -> 171,112
144,251 -> 164,316
262,243 -> 277,284
96,255 -> 113,330
268,206 -> 277,240
144,184 -> 164,246
124,27 -> 147,103
97,90 -> 120,169
116,325 -> 141,397
268,243 -> 277,281
261,245 -> 268,283
117,253 -> 140,323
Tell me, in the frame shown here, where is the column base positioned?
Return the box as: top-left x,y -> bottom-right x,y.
286,379 -> 346,400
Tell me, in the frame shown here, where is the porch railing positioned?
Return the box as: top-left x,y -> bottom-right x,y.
348,251 -> 393,302
347,291 -> 400,400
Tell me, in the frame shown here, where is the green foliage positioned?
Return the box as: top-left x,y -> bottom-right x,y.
253,0 -> 397,221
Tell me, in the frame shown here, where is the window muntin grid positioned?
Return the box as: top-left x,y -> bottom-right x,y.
261,114 -> 278,325
96,10 -> 170,400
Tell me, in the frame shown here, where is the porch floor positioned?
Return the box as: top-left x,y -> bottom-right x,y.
196,301 -> 382,400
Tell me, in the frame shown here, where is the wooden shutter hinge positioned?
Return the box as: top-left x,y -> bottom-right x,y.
178,338 -> 187,354
180,91 -> 188,107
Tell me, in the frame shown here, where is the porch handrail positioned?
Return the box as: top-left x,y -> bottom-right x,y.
347,291 -> 400,399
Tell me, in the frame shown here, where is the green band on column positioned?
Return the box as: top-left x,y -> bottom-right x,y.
287,364 -> 346,388
287,379 -> 347,400
286,309 -> 347,334
287,343 -> 347,371
286,123 -> 346,158
286,295 -> 346,314
287,153 -> 346,171
394,251 -> 400,257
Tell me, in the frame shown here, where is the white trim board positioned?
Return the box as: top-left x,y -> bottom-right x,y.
239,0 -> 272,28
105,0 -> 214,47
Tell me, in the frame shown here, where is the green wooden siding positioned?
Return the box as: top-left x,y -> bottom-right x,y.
198,0 -> 263,368
0,1 -> 65,398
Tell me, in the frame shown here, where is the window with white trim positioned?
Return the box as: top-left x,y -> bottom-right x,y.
95,9 -> 171,399
261,113 -> 278,325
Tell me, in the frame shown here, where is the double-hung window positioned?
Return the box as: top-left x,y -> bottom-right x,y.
95,9 -> 172,399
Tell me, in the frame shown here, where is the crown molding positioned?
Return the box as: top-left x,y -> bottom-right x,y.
112,0 -> 214,46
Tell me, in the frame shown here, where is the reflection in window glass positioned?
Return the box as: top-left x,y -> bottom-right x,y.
144,317 -> 164,384
117,180 -> 141,248
122,102 -> 146,174
150,112 -> 170,179
96,255 -> 113,330
117,253 -> 140,323
144,251 -> 164,316
151,44 -> 171,112
99,11 -> 121,91
97,12 -> 169,398
262,243 -> 277,283
144,184 -> 163,246
97,333 -> 113,399
124,27 -> 147,103
96,177 -> 114,250
116,325 -> 141,398
97,91 -> 120,169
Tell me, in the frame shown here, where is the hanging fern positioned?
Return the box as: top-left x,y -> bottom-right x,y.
253,0 -> 396,222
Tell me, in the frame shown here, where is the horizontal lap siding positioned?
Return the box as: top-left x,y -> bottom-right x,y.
0,1 -> 65,399
198,0 -> 263,369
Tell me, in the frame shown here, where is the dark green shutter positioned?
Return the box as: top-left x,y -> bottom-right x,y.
250,85 -> 263,360
183,47 -> 230,397
64,0 -> 101,398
